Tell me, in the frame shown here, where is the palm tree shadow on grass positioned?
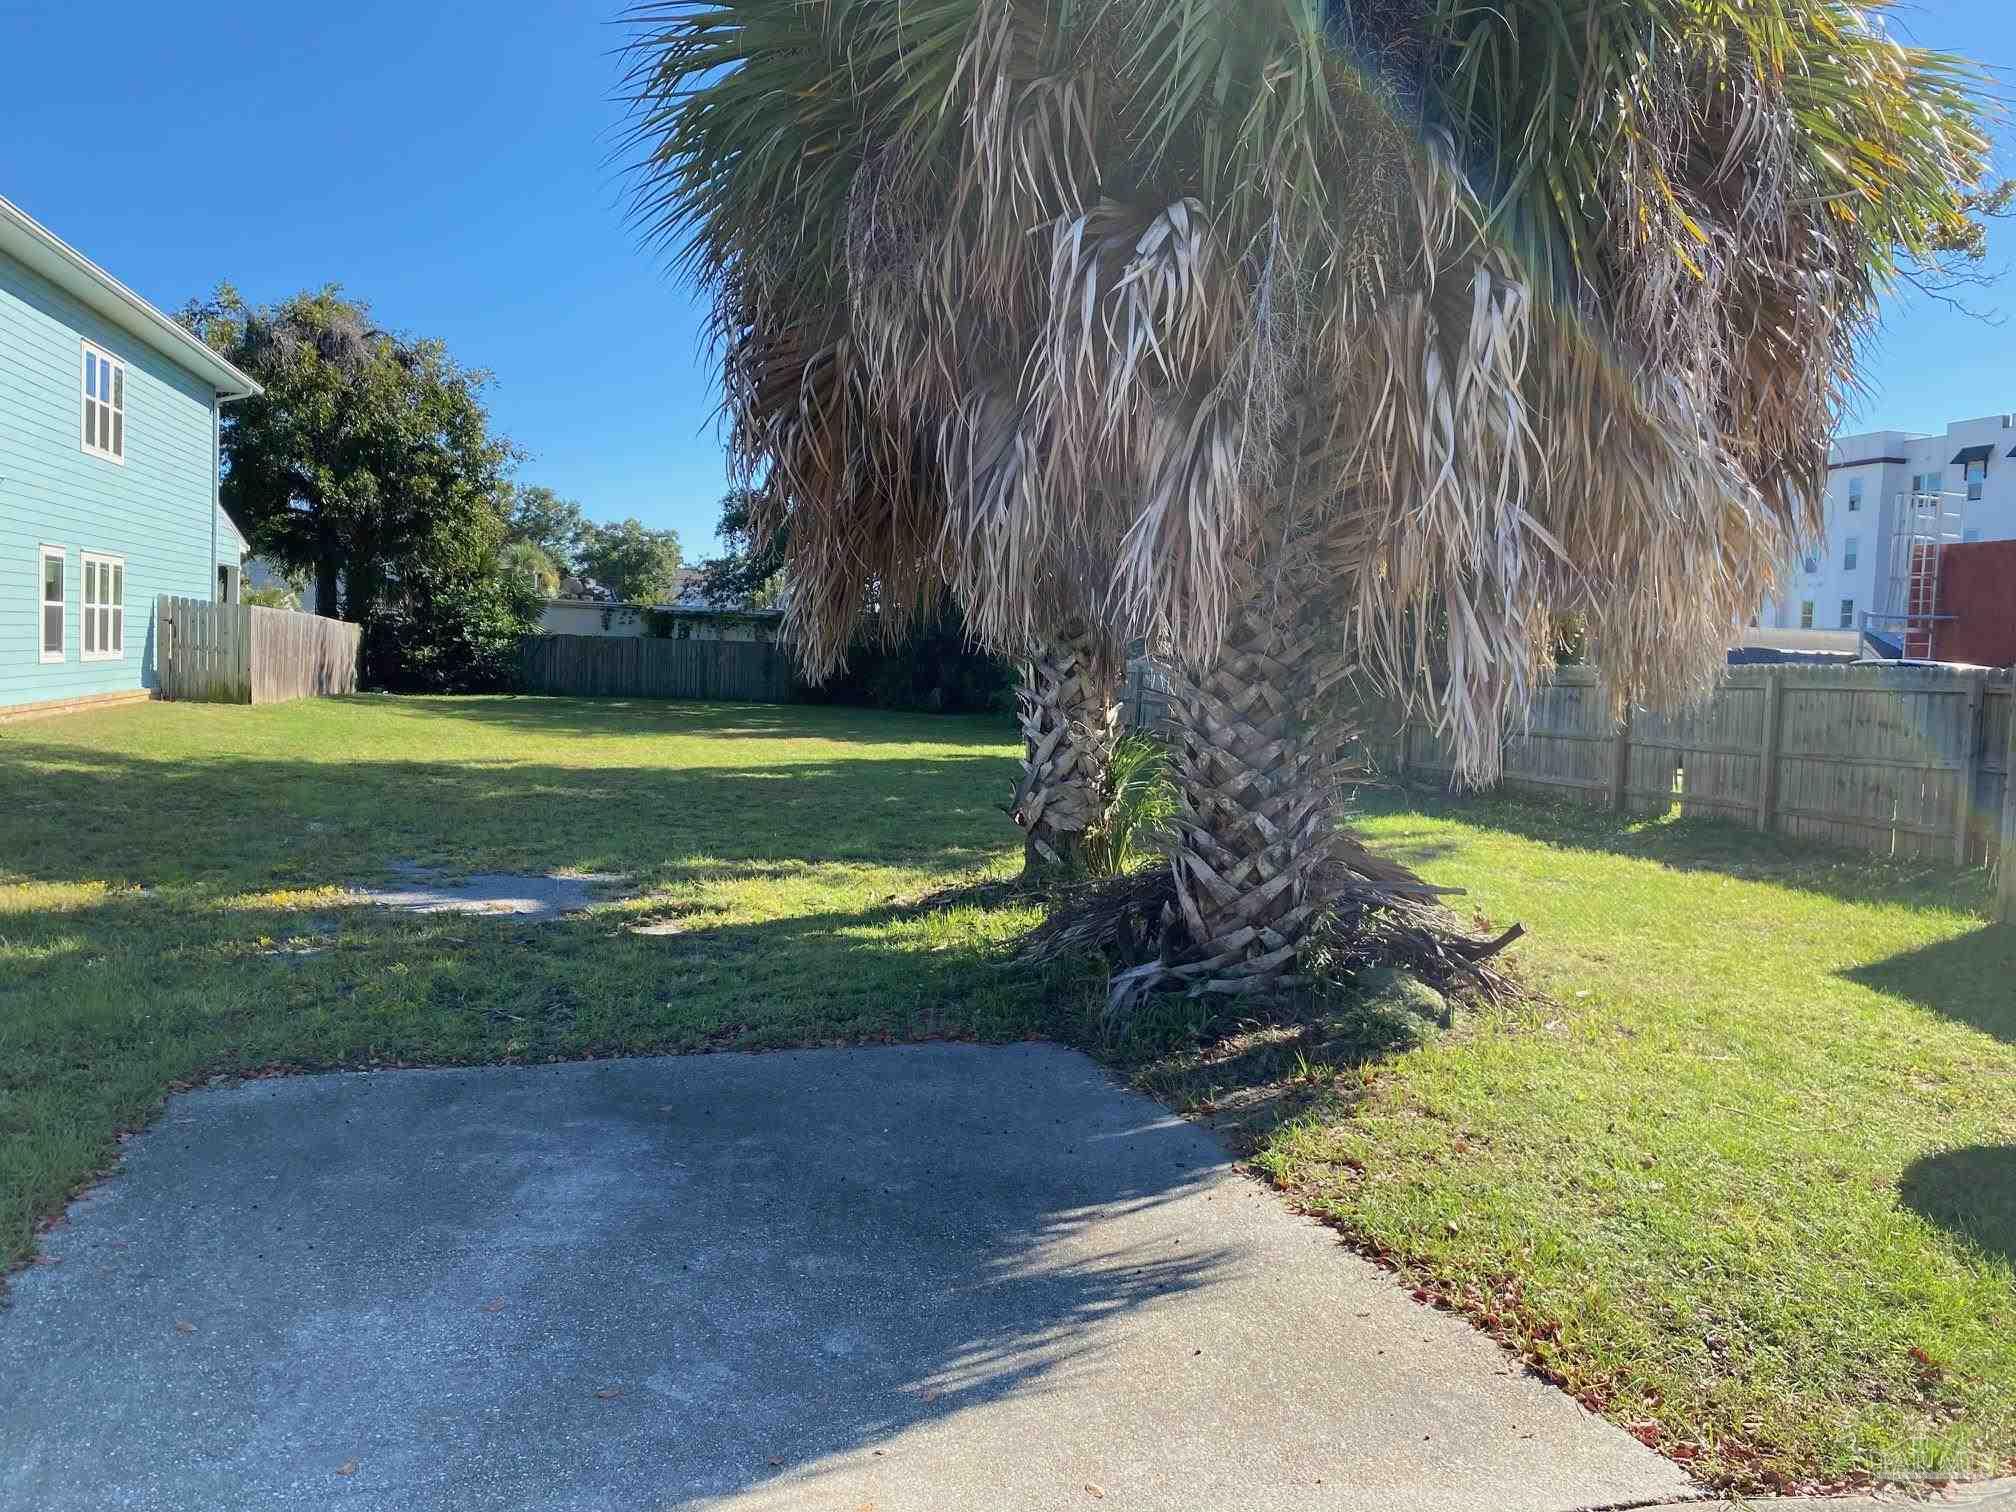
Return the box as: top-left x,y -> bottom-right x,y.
1899,1145 -> 2016,1271
1839,926 -> 2016,1047
1365,788 -> 1999,917
1101,980 -> 1447,1154
348,691 -> 1017,749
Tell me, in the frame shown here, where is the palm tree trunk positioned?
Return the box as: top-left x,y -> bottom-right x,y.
1155,588 -> 1351,994
314,558 -> 341,621
1010,625 -> 1120,877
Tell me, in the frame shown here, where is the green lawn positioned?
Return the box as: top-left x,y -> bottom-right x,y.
1,695 -> 2010,1492
1260,794 -> 2016,1492
0,695 -> 1052,1265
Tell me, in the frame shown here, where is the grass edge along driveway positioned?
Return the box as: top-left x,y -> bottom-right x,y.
2,695 -> 2012,1493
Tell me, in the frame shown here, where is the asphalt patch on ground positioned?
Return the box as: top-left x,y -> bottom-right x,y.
344,860 -> 625,920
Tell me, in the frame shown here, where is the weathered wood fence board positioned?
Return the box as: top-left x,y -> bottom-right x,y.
1361,665 -> 2011,905
520,634 -> 799,703
248,605 -> 362,702
157,597 -> 359,705
1123,656 -> 1173,733
157,596 -> 248,703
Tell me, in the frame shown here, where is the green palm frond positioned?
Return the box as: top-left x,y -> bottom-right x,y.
1084,731 -> 1177,877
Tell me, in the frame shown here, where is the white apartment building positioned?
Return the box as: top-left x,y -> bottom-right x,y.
1760,412 -> 2016,640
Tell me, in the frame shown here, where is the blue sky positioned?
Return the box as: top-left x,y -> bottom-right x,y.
3,1 -> 2010,560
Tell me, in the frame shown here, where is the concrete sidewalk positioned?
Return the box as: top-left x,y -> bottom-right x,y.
0,1045 -> 1696,1511
1643,1490 -> 2016,1511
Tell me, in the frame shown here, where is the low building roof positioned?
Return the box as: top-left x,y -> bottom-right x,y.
546,596 -> 782,618
0,195 -> 261,401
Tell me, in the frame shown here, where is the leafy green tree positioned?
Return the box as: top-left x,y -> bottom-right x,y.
506,485 -> 589,570
498,539 -> 565,598
700,486 -> 786,607
179,284 -> 520,623
578,517 -> 683,603
361,554 -> 545,693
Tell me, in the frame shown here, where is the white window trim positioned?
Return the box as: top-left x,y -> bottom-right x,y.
80,550 -> 126,662
79,339 -> 126,465
39,544 -> 67,663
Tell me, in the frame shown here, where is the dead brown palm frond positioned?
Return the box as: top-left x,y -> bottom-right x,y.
626,0 -> 1996,737
1013,847 -> 1513,1003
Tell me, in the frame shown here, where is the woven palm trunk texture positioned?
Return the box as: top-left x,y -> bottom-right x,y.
1162,602 -> 1357,993
1011,627 -> 1120,872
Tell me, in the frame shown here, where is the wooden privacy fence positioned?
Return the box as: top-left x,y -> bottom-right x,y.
520,634 -> 799,703
1367,664 -> 2014,921
156,596 -> 361,705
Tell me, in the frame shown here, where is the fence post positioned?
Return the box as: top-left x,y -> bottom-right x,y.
1609,701 -> 1631,814
1956,674 -> 1986,868
157,598 -> 172,699
2000,689 -> 2016,924
1756,673 -> 1784,833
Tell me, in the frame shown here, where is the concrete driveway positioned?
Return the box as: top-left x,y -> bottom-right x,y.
0,1046 -> 1694,1511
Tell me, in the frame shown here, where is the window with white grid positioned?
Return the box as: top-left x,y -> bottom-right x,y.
39,546 -> 66,663
80,552 -> 124,661
80,341 -> 125,462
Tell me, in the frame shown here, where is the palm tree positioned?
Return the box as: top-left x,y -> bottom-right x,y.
500,539 -> 565,599
1011,619 -> 1121,875
623,0 -> 1995,992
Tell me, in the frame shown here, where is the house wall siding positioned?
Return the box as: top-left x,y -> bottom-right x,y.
0,245 -> 220,706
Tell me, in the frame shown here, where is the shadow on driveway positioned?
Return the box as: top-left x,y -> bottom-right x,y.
0,1045 -> 1691,1512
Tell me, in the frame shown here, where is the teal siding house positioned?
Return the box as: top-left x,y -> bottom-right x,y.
0,195 -> 258,719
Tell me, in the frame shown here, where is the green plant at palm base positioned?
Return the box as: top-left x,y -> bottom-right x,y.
1083,733 -> 1176,879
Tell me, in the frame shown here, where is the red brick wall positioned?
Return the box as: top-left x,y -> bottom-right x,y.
1937,540 -> 2016,667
